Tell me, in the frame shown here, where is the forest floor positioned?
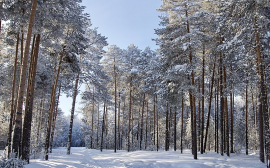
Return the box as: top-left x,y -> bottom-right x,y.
1,147 -> 266,168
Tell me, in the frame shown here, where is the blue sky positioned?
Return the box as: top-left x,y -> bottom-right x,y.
81,0 -> 162,50
60,0 -> 163,116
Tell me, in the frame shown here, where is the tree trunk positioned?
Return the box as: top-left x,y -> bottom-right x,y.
44,47 -> 65,160
145,101 -> 148,150
114,57 -> 117,153
219,45 -> 224,156
67,73 -> 80,155
118,92 -> 121,150
204,61 -> 216,153
8,32 -> 20,157
181,96 -> 184,154
12,0 -> 38,158
97,102 -> 100,148
201,48 -> 205,154
128,77 -> 132,152
216,80 -> 219,154
140,93 -> 145,150
91,87 -> 95,149
156,95 -> 159,151
254,17 -> 270,164
21,34 -> 40,163
223,67 -> 230,156
50,83 -> 62,153
174,106 -> 177,151
165,103 -> 169,151
246,76 -> 249,155
100,101 -> 106,152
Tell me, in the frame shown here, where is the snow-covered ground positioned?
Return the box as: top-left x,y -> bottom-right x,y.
20,147 -> 266,168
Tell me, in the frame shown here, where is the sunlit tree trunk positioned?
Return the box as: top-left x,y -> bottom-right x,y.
8,32 -> 20,157
21,34 -> 40,163
246,74 -> 249,155
12,0 -> 38,158
45,47 -> 65,160
50,83 -> 62,153
67,73 -> 80,155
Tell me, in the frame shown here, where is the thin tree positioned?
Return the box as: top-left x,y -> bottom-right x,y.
67,72 -> 80,155
45,47 -> 65,160
8,32 -> 20,156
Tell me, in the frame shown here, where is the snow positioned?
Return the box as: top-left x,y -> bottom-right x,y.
23,147 -> 266,168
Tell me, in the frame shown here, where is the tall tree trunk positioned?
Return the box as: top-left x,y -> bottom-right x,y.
204,61 -> 216,153
223,67 -> 229,156
118,92 -> 121,150
246,76 -> 249,155
97,102 -> 100,148
201,47 -> 205,154
140,93 -> 145,150
216,79 -> 219,154
174,106 -> 177,151
44,47 -> 65,160
186,2 -> 197,158
145,101 -> 148,150
12,0 -> 38,158
100,101 -> 106,152
156,95 -> 159,151
114,57 -> 117,153
67,73 -> 80,155
181,96 -> 184,154
219,45 -> 224,156
230,88 -> 234,153
165,103 -> 169,151
128,77 -> 132,152
91,87 -> 95,149
21,34 -> 40,163
50,83 -> 62,153
153,88 -> 156,146
254,17 -> 270,164
8,32 -> 20,157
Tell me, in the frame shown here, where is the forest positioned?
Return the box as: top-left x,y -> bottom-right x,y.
0,0 -> 270,167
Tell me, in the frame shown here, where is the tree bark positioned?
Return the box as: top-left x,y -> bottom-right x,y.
201,47 -> 205,154
50,83 -> 61,153
44,47 -> 65,160
8,32 -> 20,157
12,0 -> 38,158
181,96 -> 184,154
204,61 -> 216,153
174,106 -> 177,151
254,17 -> 270,164
165,103 -> 169,151
21,34 -> 40,163
140,93 -> 145,150
114,57 -> 117,153
246,75 -> 249,155
67,73 -> 80,155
